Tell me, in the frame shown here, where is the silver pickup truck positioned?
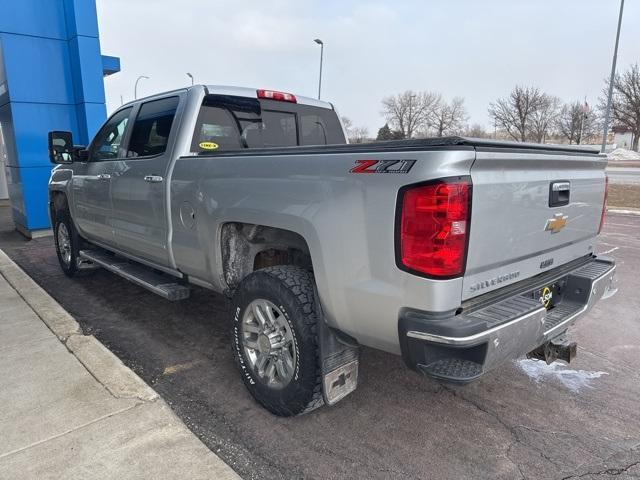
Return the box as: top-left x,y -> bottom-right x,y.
47,85 -> 617,416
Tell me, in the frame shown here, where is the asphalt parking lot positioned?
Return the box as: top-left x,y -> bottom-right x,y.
1,205 -> 639,480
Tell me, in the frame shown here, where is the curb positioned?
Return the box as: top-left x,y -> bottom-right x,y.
0,250 -> 80,340
607,207 -> 640,216
0,248 -> 241,479
0,249 -> 156,401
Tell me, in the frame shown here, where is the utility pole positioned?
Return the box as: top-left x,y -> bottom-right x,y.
601,0 -> 625,152
314,39 -> 324,100
134,75 -> 149,100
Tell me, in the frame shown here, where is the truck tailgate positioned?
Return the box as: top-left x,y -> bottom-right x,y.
462,148 -> 607,300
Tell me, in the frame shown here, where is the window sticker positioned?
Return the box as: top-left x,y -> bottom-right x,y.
199,141 -> 219,150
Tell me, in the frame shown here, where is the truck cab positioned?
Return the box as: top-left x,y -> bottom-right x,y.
49,86 -> 346,268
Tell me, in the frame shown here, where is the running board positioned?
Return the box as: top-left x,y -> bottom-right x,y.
79,250 -> 190,301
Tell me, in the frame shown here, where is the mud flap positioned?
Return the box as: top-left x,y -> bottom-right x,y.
314,287 -> 360,406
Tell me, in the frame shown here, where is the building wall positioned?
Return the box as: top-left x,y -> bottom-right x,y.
0,0 -> 118,231
613,132 -> 634,150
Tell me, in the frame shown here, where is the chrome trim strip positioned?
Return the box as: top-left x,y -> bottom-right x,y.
407,307 -> 546,346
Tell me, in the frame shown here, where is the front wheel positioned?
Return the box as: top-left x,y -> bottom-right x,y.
231,266 -> 324,416
54,213 -> 81,277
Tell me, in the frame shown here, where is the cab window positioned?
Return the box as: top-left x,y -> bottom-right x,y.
89,107 -> 132,161
260,111 -> 297,147
127,97 -> 179,157
190,106 -> 242,152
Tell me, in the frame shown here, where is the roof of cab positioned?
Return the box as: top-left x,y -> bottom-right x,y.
121,85 -> 334,111
204,85 -> 334,110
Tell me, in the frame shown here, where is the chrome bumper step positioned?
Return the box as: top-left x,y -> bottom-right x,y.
418,358 -> 483,382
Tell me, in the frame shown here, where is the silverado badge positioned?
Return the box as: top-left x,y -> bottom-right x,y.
545,213 -> 568,234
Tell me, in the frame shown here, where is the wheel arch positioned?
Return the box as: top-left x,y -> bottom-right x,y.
48,189 -> 69,225
220,222 -> 314,292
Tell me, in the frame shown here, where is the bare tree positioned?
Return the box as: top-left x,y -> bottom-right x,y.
556,101 -> 598,145
529,95 -> 560,143
600,63 -> 640,151
381,90 -> 440,139
349,127 -> 369,144
340,116 -> 369,143
430,97 -> 468,137
464,123 -> 490,138
340,116 -> 353,138
488,86 -> 546,142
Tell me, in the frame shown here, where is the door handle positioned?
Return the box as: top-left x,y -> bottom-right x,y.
144,175 -> 163,183
97,173 -> 111,180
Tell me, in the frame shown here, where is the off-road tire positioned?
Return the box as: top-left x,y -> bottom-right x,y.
231,266 -> 324,416
53,211 -> 82,277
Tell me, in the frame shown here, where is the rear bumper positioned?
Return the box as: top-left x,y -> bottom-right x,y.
398,256 -> 617,383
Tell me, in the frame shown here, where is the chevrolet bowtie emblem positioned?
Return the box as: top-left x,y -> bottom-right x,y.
545,213 -> 568,233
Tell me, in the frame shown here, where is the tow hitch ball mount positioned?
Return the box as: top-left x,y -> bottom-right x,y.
527,337 -> 577,365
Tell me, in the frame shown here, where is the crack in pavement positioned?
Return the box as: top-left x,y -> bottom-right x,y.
560,460 -> 640,479
440,384 -> 590,478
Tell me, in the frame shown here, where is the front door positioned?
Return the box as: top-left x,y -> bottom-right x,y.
109,95 -> 181,265
72,107 -> 133,244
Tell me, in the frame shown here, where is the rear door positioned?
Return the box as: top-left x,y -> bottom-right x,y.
109,95 -> 182,265
462,148 -> 607,300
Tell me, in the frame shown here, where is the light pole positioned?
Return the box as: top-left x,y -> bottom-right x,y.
314,38 -> 323,100
186,72 -> 194,86
601,0 -> 625,152
134,75 -> 149,99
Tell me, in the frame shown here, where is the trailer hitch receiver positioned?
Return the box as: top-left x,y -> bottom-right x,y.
527,337 -> 577,365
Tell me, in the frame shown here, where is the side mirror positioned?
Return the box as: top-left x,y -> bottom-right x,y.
48,131 -> 74,164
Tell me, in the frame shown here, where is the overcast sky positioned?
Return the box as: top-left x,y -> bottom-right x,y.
97,0 -> 640,135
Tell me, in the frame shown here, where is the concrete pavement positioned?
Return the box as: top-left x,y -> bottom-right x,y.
0,249 -> 240,480
607,167 -> 640,184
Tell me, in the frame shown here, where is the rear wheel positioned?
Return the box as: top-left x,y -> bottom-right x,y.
54,212 -> 81,277
231,266 -> 323,416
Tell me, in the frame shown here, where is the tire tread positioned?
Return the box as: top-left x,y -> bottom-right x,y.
233,265 -> 324,416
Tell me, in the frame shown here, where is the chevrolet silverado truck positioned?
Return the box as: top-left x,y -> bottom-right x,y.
47,85 -> 618,416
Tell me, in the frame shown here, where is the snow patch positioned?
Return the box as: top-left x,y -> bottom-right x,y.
517,359 -> 608,393
608,148 -> 640,162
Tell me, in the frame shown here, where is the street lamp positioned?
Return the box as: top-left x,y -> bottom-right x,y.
314,38 -> 324,100
186,72 -> 194,86
601,0 -> 625,152
134,75 -> 149,99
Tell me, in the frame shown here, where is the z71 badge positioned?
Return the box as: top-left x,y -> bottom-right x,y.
350,159 -> 416,174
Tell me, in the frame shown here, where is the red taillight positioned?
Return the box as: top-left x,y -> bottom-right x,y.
598,175 -> 609,234
398,178 -> 471,278
257,89 -> 297,103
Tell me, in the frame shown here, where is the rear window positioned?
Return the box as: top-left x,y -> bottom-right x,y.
300,112 -> 341,145
190,106 -> 242,151
190,95 -> 345,154
252,110 -> 297,148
